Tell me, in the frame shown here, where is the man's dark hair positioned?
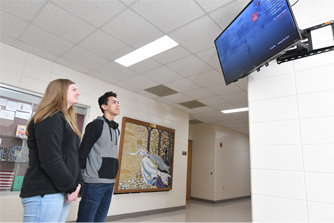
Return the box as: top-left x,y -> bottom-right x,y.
98,91 -> 117,113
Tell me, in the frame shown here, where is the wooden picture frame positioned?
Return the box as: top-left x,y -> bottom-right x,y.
114,117 -> 175,193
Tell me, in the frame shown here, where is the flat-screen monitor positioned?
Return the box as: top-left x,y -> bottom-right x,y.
215,0 -> 302,85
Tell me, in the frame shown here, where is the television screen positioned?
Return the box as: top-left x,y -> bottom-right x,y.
215,0 -> 302,85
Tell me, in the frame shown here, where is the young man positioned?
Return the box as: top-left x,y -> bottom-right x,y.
77,91 -> 120,222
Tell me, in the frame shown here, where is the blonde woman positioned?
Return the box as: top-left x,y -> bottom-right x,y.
20,79 -> 82,222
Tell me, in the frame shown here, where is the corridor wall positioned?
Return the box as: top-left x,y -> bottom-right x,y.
189,124 -> 250,201
248,0 -> 334,221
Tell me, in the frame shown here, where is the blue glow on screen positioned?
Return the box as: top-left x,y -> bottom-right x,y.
215,0 -> 301,85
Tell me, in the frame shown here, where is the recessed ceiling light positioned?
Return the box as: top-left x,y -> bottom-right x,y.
114,35 -> 178,67
221,107 -> 249,114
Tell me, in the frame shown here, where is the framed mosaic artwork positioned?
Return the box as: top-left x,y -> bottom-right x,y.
114,117 -> 175,194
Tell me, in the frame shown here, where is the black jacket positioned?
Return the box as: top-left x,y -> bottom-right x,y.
20,112 -> 83,198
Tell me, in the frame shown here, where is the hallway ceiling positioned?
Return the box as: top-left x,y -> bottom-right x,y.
0,0 -> 250,135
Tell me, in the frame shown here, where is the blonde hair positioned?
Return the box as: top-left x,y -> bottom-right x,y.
26,79 -> 81,138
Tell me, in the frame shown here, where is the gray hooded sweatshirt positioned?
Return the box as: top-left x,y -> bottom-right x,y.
79,116 -> 120,184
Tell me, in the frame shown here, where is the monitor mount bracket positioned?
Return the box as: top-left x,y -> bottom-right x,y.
277,20 -> 334,64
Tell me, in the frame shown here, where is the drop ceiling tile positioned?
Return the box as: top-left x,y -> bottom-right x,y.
218,118 -> 240,125
234,77 -> 248,91
192,106 -> 216,113
131,0 -> 205,32
55,57 -> 91,74
142,66 -> 183,84
215,114 -> 237,122
33,2 -> 95,42
153,46 -> 191,64
184,108 -> 201,115
188,69 -> 224,87
211,102 -> 236,111
198,96 -> 227,106
0,0 -> 45,21
166,55 -> 212,77
205,110 -> 226,118
179,100 -> 206,109
79,30 -> 134,60
0,11 -> 28,38
114,80 -> 141,92
183,87 -> 215,100
101,9 -> 163,48
189,113 -> 202,120
196,0 -> 234,13
231,100 -> 248,108
221,91 -> 247,102
162,93 -> 192,103
169,16 -> 222,53
205,83 -> 242,95
170,103 -> 190,111
121,0 -> 137,6
210,0 -> 249,30
20,25 -> 74,56
155,97 -> 175,106
62,46 -> 109,70
128,59 -> 161,73
164,78 -> 201,92
145,85 -> 178,97
52,0 -> 126,27
96,62 -> 137,81
125,75 -> 159,90
87,70 -> 119,85
196,47 -> 221,69
137,90 -> 160,100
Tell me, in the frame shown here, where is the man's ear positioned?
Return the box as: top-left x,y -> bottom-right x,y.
101,104 -> 107,111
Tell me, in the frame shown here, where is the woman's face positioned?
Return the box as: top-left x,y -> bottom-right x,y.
67,84 -> 80,108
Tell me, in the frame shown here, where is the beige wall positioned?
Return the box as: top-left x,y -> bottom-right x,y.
189,124 -> 250,201
0,42 -> 189,222
248,0 -> 334,221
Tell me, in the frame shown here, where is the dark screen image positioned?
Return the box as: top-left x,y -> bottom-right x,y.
215,0 -> 301,85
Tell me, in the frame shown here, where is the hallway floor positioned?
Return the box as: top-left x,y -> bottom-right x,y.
112,198 -> 252,222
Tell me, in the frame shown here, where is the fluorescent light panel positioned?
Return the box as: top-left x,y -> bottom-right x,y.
115,35 -> 178,67
221,107 -> 249,114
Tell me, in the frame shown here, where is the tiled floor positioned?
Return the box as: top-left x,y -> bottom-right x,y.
112,198 -> 252,222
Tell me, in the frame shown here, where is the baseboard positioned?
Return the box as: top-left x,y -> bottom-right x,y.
73,196 -> 250,222
105,205 -> 186,221
190,195 -> 251,204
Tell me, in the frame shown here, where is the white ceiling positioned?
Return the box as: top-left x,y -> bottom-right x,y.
0,0 -> 250,135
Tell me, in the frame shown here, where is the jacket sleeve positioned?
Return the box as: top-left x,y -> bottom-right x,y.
79,119 -> 103,169
76,166 -> 84,186
35,113 -> 77,193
